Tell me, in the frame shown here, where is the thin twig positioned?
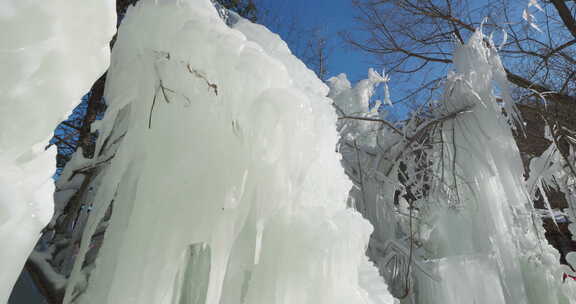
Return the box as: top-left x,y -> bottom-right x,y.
187,64 -> 218,96
148,87 -> 159,129
405,201 -> 414,298
68,154 -> 116,181
339,116 -> 404,136
354,140 -> 368,214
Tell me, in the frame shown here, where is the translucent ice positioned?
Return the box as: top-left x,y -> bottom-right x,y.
0,1 -> 115,302
62,1 -> 395,303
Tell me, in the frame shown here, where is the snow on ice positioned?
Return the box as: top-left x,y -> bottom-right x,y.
0,1 -> 115,302
60,1 -> 395,303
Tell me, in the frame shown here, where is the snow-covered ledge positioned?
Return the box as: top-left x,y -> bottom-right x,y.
0,1 -> 115,302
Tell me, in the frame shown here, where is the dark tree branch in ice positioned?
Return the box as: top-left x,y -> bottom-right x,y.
187,64 -> 218,96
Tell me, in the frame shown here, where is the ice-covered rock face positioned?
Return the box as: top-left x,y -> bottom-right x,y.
0,1 -> 115,302
63,1 -> 395,304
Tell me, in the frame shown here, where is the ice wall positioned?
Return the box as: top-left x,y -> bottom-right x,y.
414,31 -> 576,303
63,1 -> 395,303
0,1 -> 115,302
333,32 -> 576,303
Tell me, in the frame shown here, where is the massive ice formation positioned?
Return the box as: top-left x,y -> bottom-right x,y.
414,30 -> 576,304
0,1 -> 115,302
334,31 -> 576,303
62,1 -> 395,303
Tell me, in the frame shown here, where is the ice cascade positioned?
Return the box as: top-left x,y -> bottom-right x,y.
62,1 -> 396,304
412,30 -> 576,303
333,31 -> 576,303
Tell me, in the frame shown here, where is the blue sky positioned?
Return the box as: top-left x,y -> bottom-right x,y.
254,0 -> 538,118
255,0 -> 437,119
257,0 -> 374,83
